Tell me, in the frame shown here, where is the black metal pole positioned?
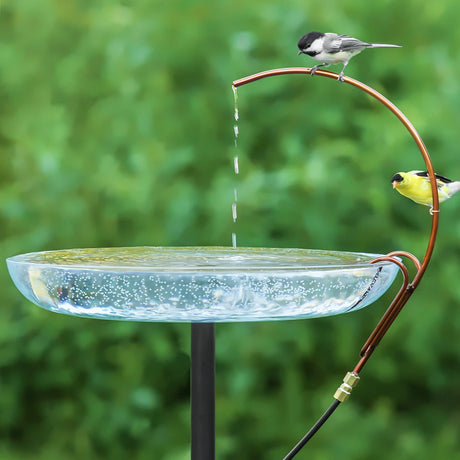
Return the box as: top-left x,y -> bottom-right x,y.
191,322 -> 215,460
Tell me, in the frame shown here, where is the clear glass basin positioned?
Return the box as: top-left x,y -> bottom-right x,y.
6,246 -> 399,322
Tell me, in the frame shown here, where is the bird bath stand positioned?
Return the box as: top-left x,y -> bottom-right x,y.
7,68 -> 438,459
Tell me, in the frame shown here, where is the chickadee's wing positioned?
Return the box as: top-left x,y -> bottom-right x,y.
326,34 -> 370,53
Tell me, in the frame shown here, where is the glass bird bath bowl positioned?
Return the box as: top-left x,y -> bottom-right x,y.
7,246 -> 399,322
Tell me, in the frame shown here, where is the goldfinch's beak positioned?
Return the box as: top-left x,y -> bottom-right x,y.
392,181 -> 399,189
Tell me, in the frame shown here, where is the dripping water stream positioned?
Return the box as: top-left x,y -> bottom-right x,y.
232,85 -> 239,248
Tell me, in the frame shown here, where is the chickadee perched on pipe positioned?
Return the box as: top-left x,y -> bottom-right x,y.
297,32 -> 401,81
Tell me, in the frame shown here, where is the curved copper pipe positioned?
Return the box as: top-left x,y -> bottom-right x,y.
386,250 -> 421,272
353,255 -> 411,373
233,68 -> 439,287
233,67 -> 439,377
370,255 -> 410,281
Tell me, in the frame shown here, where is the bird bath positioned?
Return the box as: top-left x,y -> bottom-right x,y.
6,68 -> 439,459
7,245 -> 398,459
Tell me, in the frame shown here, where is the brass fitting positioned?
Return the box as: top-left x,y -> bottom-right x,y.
333,372 -> 360,402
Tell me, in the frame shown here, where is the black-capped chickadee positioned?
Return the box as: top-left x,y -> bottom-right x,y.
297,32 -> 401,81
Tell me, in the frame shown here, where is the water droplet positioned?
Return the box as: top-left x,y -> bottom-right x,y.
234,156 -> 239,174
232,203 -> 237,222
232,85 -> 238,116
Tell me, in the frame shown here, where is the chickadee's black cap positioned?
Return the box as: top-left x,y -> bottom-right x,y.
298,31 -> 325,51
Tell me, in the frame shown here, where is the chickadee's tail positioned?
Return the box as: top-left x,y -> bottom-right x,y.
369,43 -> 402,48
447,181 -> 460,198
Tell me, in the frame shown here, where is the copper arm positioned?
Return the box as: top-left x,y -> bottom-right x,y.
233,67 -> 439,375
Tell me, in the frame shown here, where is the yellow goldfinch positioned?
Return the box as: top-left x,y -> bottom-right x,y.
391,170 -> 460,207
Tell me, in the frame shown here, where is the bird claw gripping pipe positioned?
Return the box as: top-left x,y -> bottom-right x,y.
233,68 -> 439,458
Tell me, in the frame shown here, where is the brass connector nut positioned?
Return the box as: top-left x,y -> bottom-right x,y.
343,372 -> 360,387
333,372 -> 360,402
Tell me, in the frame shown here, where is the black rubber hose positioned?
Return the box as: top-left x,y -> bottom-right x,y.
283,399 -> 341,459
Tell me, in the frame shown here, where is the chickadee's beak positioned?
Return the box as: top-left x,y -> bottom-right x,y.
297,50 -> 303,55
392,181 -> 399,189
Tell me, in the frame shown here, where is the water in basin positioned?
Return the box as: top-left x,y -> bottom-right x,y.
7,246 -> 399,322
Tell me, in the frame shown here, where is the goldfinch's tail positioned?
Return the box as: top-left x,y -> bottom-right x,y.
447,181 -> 460,198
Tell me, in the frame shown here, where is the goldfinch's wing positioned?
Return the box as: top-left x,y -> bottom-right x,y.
414,171 -> 453,188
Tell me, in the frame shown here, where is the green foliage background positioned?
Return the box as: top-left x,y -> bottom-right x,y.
1,0 -> 459,458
